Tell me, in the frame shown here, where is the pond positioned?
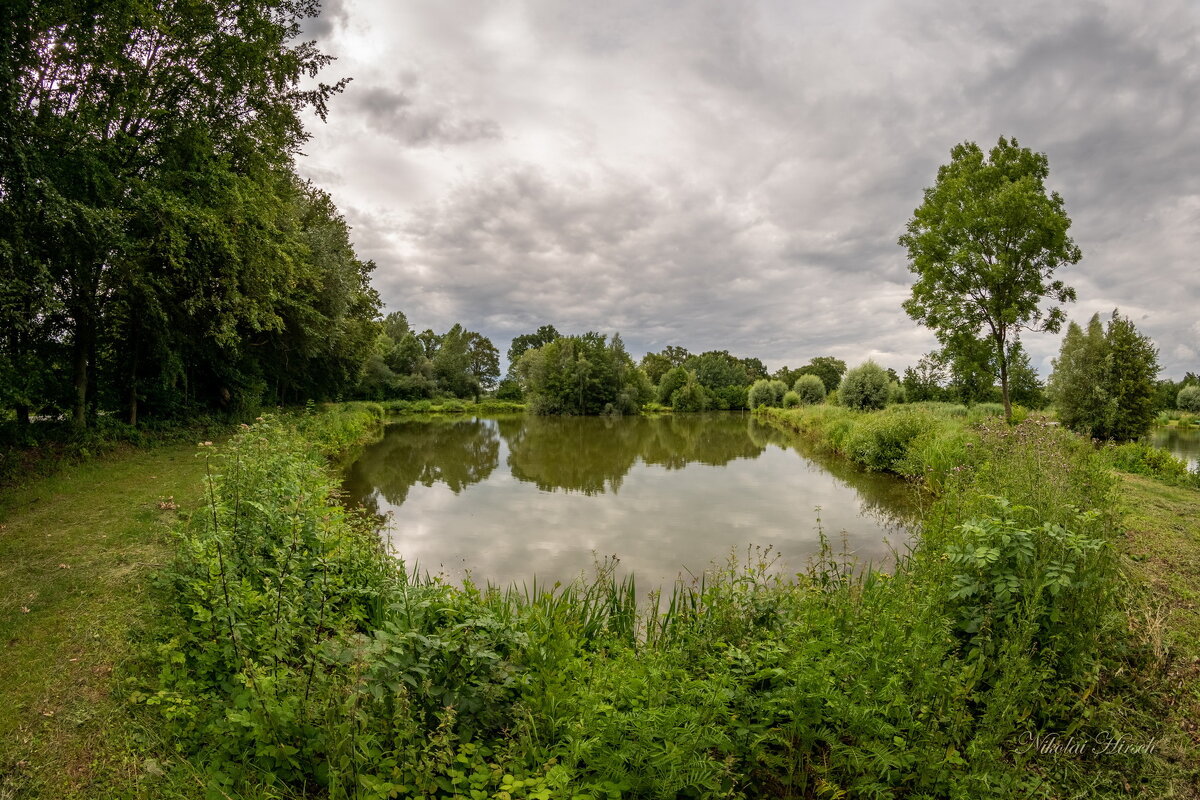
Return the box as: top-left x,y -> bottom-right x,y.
342,413 -> 919,588
1149,426 -> 1200,470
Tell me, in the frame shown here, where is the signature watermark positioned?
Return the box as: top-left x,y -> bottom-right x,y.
1015,731 -> 1160,758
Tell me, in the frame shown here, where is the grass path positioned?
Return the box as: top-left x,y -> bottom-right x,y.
1118,473 -> 1200,770
0,443 -> 209,799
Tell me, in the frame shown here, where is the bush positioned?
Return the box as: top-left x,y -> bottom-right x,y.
792,374 -> 826,404
657,366 -> 689,406
843,406 -> 944,472
887,381 -> 906,404
781,390 -> 801,408
838,361 -> 890,411
670,379 -> 710,412
494,378 -> 524,402
748,379 -> 786,409
1178,385 -> 1200,413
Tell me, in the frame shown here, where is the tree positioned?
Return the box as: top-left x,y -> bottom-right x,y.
657,366 -> 690,406
3,0 -> 349,426
747,379 -> 787,409
670,371 -> 710,412
798,357 -> 847,394
900,137 -> 1080,422
1101,311 -> 1159,440
1048,310 -> 1160,440
1047,316 -> 1109,435
466,332 -> 501,392
901,353 -> 948,402
640,345 -> 691,385
839,361 -> 890,411
792,374 -> 826,404
1179,385 -> 1200,413
506,325 -> 559,377
517,332 -> 647,415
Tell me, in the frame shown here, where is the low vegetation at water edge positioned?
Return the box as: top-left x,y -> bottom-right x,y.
123,403 -> 1194,798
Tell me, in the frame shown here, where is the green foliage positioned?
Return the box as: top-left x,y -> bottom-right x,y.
900,137 -> 1079,419
145,402 -> 1151,798
669,373 -> 711,412
656,366 -> 690,406
781,390 -> 801,409
507,325 -> 560,379
838,361 -> 890,411
747,379 -> 787,409
1,0 -> 364,427
792,374 -> 826,404
1102,441 -> 1199,488
1049,311 -> 1160,441
518,333 -> 649,416
1176,384 -> 1200,412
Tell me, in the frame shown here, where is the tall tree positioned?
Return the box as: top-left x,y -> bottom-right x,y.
3,0 -> 348,425
506,324 -> 559,376
900,137 -> 1080,421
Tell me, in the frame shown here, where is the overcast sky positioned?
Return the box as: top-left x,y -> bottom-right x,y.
297,0 -> 1200,378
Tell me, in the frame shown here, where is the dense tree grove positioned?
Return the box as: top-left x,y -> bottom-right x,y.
359,313 -> 500,401
516,333 -> 651,416
1048,311 -> 1160,441
0,0 -> 386,427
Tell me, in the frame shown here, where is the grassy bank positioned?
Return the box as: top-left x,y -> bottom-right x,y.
381,399 -> 526,415
125,402 -> 1198,797
0,403 -> 384,800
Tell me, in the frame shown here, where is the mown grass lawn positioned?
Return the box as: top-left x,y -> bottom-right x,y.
0,443 -> 209,800
1118,474 -> 1200,756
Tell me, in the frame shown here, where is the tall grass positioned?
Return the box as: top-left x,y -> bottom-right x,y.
134,403 -> 1179,798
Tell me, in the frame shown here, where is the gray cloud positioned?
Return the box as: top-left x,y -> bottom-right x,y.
352,81 -> 503,147
298,0 -> 1200,377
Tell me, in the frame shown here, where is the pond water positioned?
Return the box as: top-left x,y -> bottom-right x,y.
342,413 -> 919,588
1148,426 -> 1200,470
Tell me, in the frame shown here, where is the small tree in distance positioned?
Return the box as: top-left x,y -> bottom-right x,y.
900,136 -> 1080,422
793,374 -> 826,404
1179,385 -> 1200,413
839,361 -> 890,411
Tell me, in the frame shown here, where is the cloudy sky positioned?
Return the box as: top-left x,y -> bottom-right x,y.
297,0 -> 1200,378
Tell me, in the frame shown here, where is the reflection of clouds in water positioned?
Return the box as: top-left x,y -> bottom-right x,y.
351,414 -> 918,588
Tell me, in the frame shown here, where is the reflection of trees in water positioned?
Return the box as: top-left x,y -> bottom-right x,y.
504,416 -> 648,494
342,418 -> 499,514
503,414 -> 767,494
747,417 -> 920,534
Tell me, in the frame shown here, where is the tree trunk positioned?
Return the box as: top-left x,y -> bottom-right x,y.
72,335 -> 88,428
127,378 -> 138,426
127,331 -> 139,426
15,404 -> 30,427
997,339 -> 1012,423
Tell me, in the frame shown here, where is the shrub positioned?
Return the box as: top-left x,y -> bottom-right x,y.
781,390 -> 801,408
670,378 -> 710,412
1179,385 -> 1200,413
792,374 -> 826,404
838,361 -> 890,411
844,406 -> 944,471
748,379 -> 786,409
657,366 -> 690,406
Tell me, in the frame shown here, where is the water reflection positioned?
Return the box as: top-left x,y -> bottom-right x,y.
342,413 -> 919,587
505,414 -> 770,494
342,417 -> 499,514
1148,427 -> 1200,470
